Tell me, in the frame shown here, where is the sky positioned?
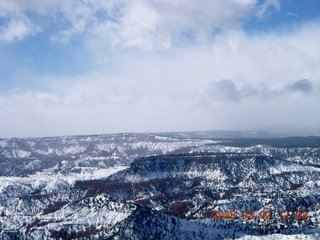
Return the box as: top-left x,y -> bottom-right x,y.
0,0 -> 319,138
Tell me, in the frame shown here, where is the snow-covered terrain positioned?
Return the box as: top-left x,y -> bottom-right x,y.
0,133 -> 319,239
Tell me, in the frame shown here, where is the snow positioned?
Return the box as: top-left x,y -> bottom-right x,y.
0,140 -> 7,148
154,135 -> 170,140
0,133 -> 319,239
63,145 -> 86,155
236,233 -> 319,239
16,149 -> 31,158
25,159 -> 42,170
269,164 -> 320,175
0,165 -> 129,194
40,196 -> 134,230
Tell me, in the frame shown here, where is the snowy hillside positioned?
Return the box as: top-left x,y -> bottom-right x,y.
0,133 -> 319,239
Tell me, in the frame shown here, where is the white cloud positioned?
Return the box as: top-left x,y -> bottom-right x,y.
0,0 -> 281,47
1,20 -> 320,137
0,0 -> 262,47
0,0 -> 320,137
0,1 -> 42,43
0,15 -> 40,43
255,0 -> 280,19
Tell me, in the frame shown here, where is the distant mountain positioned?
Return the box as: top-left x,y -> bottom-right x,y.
0,132 -> 319,239
158,130 -> 284,139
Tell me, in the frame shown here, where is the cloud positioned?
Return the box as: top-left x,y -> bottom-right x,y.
287,12 -> 300,19
201,78 -> 318,105
1,0 -> 277,48
0,0 -> 320,137
245,79 -> 316,99
286,79 -> 313,93
205,80 -> 240,102
0,15 -> 40,43
255,0 -> 280,19
0,1 -> 42,43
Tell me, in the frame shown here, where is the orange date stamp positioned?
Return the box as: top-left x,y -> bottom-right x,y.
205,209 -> 308,220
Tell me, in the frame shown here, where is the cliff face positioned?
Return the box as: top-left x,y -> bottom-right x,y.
0,133 -> 319,239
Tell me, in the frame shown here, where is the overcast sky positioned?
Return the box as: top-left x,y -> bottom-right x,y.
0,0 -> 319,138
